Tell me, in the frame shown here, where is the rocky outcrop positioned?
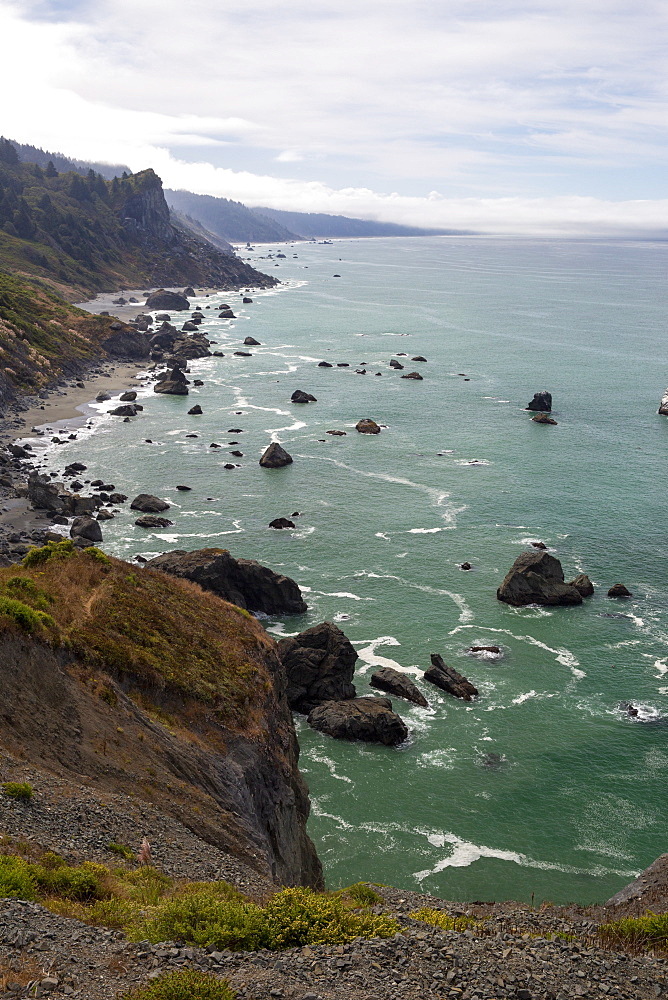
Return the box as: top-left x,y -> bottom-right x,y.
277,622 -> 357,713
370,666 -> 428,707
356,419 -> 381,434
109,404 -> 141,417
608,583 -> 632,598
424,654 -> 478,701
526,391 -> 552,412
401,372 -> 423,380
605,853 -> 668,911
569,574 -> 594,597
147,547 -> 307,615
497,551 -> 583,607
532,413 -> 557,425
307,697 -> 408,746
135,514 -> 173,528
291,390 -> 317,404
658,390 -> 668,415
259,442 -> 293,468
154,367 -> 189,395
145,289 -> 190,311
70,516 -> 103,543
101,325 -> 150,359
269,517 -> 296,529
130,494 -> 170,513
244,336 -> 260,345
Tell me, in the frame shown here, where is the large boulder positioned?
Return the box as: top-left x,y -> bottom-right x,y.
608,583 -> 632,598
109,404 -> 140,417
356,419 -> 381,434
569,573 -> 594,597
424,654 -> 478,701
659,389 -> 668,416
259,442 -> 293,468
147,547 -> 307,616
145,289 -> 190,311
70,516 -> 102,543
497,550 -> 583,606
101,326 -> 150,359
526,391 -> 552,412
369,666 -> 428,707
135,514 -> 173,528
27,474 -> 66,513
277,622 -> 357,712
130,494 -> 170,513
291,390 -> 317,404
307,697 -> 408,746
154,375 -> 189,396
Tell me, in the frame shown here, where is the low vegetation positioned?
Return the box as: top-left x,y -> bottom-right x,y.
0,851 -> 399,951
0,782 -> 33,801
119,971 -> 236,1000
599,912 -> 668,953
410,907 -> 486,933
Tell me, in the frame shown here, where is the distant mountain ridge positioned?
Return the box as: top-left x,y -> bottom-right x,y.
167,189 -> 301,243
255,207 -> 468,239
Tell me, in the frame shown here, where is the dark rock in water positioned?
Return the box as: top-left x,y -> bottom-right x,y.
109,493 -> 127,503
460,562 -> 472,571
401,372 -> 423,380
193,379 -> 204,386
130,494 -> 170,513
176,484 -> 191,491
658,389 -> 668,415
497,550 -> 582,606
307,697 -> 408,746
411,356 -> 427,362
135,514 -> 173,528
425,653 -> 478,701
569,573 -> 594,597
96,509 -> 114,521
481,752 -> 506,769
356,418 -> 381,434
219,309 -> 236,319
244,336 -> 260,345
148,547 -> 307,615
188,404 -> 203,415
370,666 -> 428,707
291,389 -> 317,404
119,391 -> 137,402
183,286 -> 196,297
532,413 -> 557,424
109,404 -> 139,417
155,312 -> 171,321
145,289 -> 190,311
243,297 -> 253,304
70,516 -> 102,543
154,380 -> 189,395
234,350 -> 252,356
337,362 -> 349,367
318,361 -> 333,367
526,390 -> 552,412
605,852 -> 668,910
469,645 -> 501,655
326,430 -> 346,436
96,392 -> 111,402
389,359 -> 404,369
230,450 -> 243,457
269,517 -> 296,529
531,541 -> 547,549
608,582 -> 632,598
277,621 -> 357,712
259,442 -> 293,468
181,321 -> 198,332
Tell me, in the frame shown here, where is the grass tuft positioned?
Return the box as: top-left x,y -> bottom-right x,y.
118,970 -> 236,1000
599,912 -> 668,953
410,907 -> 486,934
1,781 -> 33,800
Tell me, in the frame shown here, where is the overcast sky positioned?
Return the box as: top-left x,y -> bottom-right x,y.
2,0 -> 668,234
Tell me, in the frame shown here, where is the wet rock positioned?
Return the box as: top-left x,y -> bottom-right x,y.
532,413 -> 557,424
259,442 -> 293,468
497,550 -> 583,606
109,493 -> 127,503
608,583 -> 632,598
460,562 -> 472,570
526,390 -> 552,412
326,430 -> 346,436
470,645 -> 501,655
531,541 -> 547,549
175,485 -> 191,491
370,666 -> 428,707
269,517 -> 296,529
130,494 -> 170,513
658,389 -> 668,415
243,297 -> 253,304
148,547 -> 307,615
119,391 -> 137,401
318,361 -> 333,367
401,372 -> 423,380
291,390 -> 317,404
188,404 -> 203,415
153,374 -> 189,396
569,574 -> 595,597
355,418 -> 381,434
135,514 -> 173,528
193,379 -> 204,386
244,336 -> 260,345
96,509 -> 114,521
411,356 -> 427,362
425,653 -> 478,701
219,309 -> 236,318
389,359 -> 404,369
230,450 -> 243,457
145,289 -> 190,311
109,404 -> 140,417
307,697 -> 408,746
70,516 -> 102,543
277,621 -> 357,712
96,392 -> 111,402
183,286 -> 196,297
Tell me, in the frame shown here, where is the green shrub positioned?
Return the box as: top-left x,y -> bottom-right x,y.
5,576 -> 53,610
135,886 -> 399,951
600,912 -> 668,952
410,907 -> 485,933
22,539 -> 76,566
119,970 -> 236,1000
0,596 -> 54,632
0,854 -> 36,900
85,547 -> 111,566
108,841 -> 134,860
33,860 -> 103,901
337,882 -> 383,905
1,781 -> 33,800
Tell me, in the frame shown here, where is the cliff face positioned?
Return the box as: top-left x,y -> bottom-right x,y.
0,546 -> 322,888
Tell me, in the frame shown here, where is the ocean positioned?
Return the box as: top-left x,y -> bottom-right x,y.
50,235 -> 668,904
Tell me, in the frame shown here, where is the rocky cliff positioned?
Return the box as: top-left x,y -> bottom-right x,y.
0,543 -> 322,889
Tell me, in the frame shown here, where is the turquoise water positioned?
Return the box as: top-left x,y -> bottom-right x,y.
47,236 -> 668,904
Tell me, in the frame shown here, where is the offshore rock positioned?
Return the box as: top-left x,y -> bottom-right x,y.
659,389 -> 668,415
244,336 -> 260,345
277,621 -> 357,713
135,514 -> 173,528
425,653 -> 478,701
269,517 -> 296,529
532,413 -> 557,424
526,390 -> 553,412
291,390 -> 317,404
147,547 -> 307,615
259,442 -> 293,468
569,573 -> 595,597
70,516 -> 103,543
356,418 -> 381,434
154,376 -> 189,396
307,697 -> 408,746
109,404 -> 140,417
145,289 -> 190,311
608,583 -> 632,598
130,494 -> 170,513
119,391 -> 137,401
497,550 -> 583,607
401,371 -> 423,380
370,666 -> 428,707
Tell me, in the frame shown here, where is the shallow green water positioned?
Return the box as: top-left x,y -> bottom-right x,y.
40,236 -> 668,904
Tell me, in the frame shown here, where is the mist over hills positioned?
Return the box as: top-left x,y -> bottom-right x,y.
255,207 -> 468,239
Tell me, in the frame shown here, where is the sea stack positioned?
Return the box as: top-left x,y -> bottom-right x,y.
526,391 -> 552,412
259,442 -> 293,468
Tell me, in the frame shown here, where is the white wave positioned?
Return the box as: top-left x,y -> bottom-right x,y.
375,532 -> 391,540
312,590 -> 373,601
395,552 -> 409,558
309,801 -> 354,830
450,624 -> 583,676
305,751 -> 353,784
454,458 -> 491,466
653,658 -> 668,678
511,690 -> 557,705
267,420 -> 307,441
264,623 -> 302,637
333,613 -> 351,622
407,527 -> 446,534
356,570 -> 473,623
